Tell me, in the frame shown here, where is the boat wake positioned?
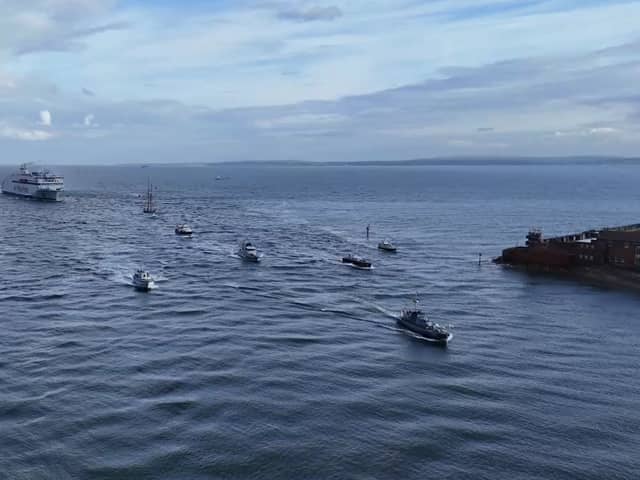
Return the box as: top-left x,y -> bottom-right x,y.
319,307 -> 394,329
371,304 -> 399,320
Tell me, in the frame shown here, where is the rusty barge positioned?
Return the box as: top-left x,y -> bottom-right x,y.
495,223 -> 640,291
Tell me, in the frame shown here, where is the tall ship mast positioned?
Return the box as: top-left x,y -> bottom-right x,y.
143,178 -> 157,213
1,163 -> 64,202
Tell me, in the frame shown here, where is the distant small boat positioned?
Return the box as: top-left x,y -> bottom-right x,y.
378,240 -> 397,252
238,240 -> 260,262
175,224 -> 193,236
398,297 -> 451,344
132,269 -> 154,291
342,254 -> 372,270
215,176 -> 222,180
143,178 -> 157,214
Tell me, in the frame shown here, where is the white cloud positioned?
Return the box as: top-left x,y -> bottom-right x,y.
254,113 -> 346,129
1,1 -> 640,162
0,125 -> 54,141
0,71 -> 17,89
555,127 -> 620,138
0,0 -> 120,55
276,5 -> 343,22
39,109 -> 52,126
589,127 -> 617,135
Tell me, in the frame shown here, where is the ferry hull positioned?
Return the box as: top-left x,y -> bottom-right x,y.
1,187 -> 64,202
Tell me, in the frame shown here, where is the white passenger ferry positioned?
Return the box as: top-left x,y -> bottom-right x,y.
1,164 -> 64,201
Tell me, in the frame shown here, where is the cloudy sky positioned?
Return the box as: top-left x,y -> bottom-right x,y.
1,0 -> 639,164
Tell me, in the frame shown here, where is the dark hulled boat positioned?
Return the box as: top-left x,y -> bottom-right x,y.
342,254 -> 372,269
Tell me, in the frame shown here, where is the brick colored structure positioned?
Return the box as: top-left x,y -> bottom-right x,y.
497,224 -> 640,270
596,229 -> 640,269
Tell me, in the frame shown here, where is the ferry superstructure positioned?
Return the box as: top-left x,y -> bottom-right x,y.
1,164 -> 64,201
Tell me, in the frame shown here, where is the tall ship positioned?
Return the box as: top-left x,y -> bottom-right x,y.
143,178 -> 157,213
1,163 -> 64,201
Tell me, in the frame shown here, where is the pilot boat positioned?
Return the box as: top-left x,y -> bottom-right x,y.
398,298 -> 452,344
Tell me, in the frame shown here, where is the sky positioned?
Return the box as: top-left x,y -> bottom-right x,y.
1,0 -> 639,164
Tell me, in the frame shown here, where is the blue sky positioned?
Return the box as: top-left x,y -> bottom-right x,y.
1,0 -> 639,163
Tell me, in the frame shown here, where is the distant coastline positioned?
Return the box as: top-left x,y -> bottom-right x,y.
119,156 -> 640,168
4,156 -> 640,168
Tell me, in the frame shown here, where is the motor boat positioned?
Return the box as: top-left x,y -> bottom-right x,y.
378,240 -> 397,252
175,224 -> 193,236
342,254 -> 372,270
398,297 -> 451,344
238,240 -> 260,262
132,269 -> 154,291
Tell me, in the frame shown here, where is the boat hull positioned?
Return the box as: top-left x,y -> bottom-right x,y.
133,281 -> 152,291
397,318 -> 451,343
1,185 -> 64,202
342,258 -> 372,269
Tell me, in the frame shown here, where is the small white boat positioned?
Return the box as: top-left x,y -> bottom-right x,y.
175,224 -> 193,236
378,240 -> 397,252
132,269 -> 154,291
238,240 -> 260,262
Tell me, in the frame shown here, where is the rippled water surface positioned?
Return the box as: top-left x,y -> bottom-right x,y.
1,164 -> 639,479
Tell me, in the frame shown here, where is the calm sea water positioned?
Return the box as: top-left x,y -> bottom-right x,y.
1,163 -> 639,479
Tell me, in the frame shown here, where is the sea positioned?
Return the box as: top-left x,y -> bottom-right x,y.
1,162 -> 639,479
